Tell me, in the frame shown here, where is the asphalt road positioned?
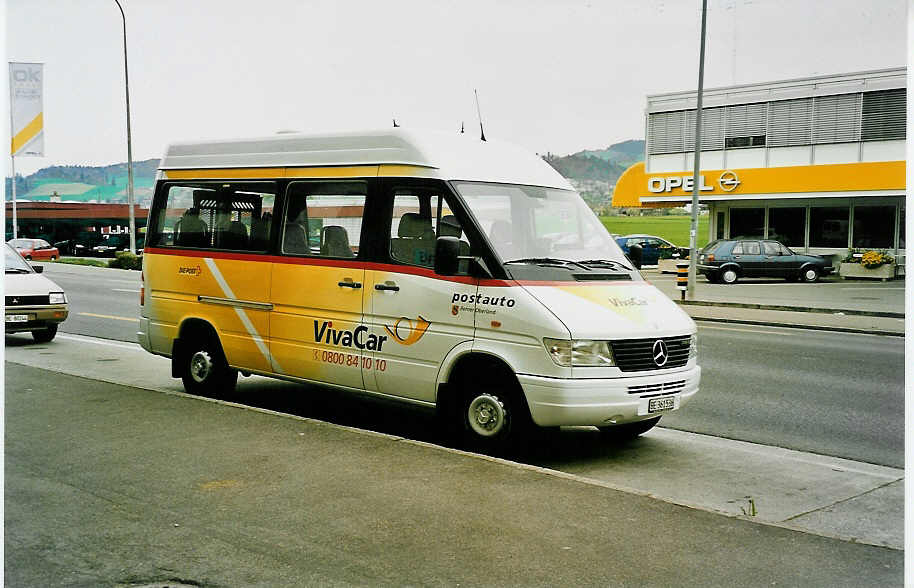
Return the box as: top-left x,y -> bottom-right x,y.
33,261 -> 906,468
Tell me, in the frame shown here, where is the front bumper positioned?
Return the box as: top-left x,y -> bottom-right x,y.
5,304 -> 69,333
518,364 -> 700,427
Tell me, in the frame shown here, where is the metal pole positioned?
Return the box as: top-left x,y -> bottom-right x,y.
114,0 -> 136,254
687,0 -> 708,300
8,70 -> 18,240
10,154 -> 17,239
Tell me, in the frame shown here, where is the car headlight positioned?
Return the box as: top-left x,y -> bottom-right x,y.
689,332 -> 698,360
49,292 -> 67,304
543,338 -> 615,367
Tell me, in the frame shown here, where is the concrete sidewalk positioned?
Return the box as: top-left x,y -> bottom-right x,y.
682,303 -> 906,336
5,362 -> 902,587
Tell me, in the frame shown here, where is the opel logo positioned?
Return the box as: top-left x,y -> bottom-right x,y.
719,170 -> 740,192
652,339 -> 669,367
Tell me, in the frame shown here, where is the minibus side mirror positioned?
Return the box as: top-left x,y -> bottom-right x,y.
32,265 -> 43,273
628,243 -> 643,269
434,236 -> 461,276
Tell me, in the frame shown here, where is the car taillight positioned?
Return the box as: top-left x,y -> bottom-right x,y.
140,271 -> 145,306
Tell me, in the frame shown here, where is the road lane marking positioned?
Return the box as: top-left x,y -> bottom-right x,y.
78,312 -> 140,323
57,333 -> 139,350
112,288 -> 141,293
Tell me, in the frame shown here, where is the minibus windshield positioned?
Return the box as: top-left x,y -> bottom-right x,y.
453,181 -> 629,266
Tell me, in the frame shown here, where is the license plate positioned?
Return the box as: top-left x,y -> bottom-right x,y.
648,396 -> 675,413
6,314 -> 29,323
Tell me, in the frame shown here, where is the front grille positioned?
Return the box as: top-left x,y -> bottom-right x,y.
610,336 -> 691,372
628,379 -> 686,396
6,295 -> 50,306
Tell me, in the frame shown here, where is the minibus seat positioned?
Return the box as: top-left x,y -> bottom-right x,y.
489,219 -> 515,258
224,220 -> 249,250
391,213 -> 435,266
320,225 -> 355,257
174,208 -> 209,247
283,222 -> 309,254
440,215 -> 471,256
250,213 -> 271,250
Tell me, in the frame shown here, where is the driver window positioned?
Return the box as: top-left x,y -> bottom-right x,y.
389,187 -> 471,273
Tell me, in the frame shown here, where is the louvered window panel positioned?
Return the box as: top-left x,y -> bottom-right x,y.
726,103 -> 767,137
648,110 -> 687,154
768,98 -> 812,147
862,89 -> 906,141
683,106 -> 725,151
812,93 -> 861,144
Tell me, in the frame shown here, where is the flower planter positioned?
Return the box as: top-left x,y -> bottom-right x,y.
839,262 -> 896,281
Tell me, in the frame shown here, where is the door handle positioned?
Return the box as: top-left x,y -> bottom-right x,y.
374,282 -> 400,292
338,280 -> 362,289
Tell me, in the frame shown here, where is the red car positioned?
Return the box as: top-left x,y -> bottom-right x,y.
7,238 -> 60,261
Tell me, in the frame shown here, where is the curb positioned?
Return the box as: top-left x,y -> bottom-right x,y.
689,315 -> 904,337
676,299 -> 904,319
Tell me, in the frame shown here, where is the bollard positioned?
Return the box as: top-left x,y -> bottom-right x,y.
676,261 -> 689,301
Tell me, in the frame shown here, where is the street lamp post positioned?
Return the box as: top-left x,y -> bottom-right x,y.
687,0 -> 708,299
113,0 -> 136,254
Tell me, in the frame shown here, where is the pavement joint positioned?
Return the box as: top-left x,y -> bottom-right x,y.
781,477 -> 904,523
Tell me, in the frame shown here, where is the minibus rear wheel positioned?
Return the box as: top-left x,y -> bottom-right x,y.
180,336 -> 237,397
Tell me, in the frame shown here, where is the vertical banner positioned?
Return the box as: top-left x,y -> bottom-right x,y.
9,62 -> 44,157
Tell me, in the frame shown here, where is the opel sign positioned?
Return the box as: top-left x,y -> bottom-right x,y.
647,170 -> 741,193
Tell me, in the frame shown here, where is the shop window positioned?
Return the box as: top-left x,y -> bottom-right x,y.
809,207 -> 849,248
852,205 -> 895,249
729,208 -> 764,239
899,208 -> 905,249
725,136 -> 766,149
767,207 -> 806,248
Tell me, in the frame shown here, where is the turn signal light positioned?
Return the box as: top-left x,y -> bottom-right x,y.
706,254 -> 715,262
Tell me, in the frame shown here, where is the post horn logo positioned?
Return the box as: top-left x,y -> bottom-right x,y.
385,315 -> 431,346
718,170 -> 740,192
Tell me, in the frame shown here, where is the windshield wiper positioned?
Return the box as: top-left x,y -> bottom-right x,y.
5,268 -> 31,273
504,257 -> 591,271
578,259 -> 633,271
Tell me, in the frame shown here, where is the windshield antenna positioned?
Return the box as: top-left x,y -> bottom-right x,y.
474,89 -> 486,141
393,118 -> 399,128
460,121 -> 464,134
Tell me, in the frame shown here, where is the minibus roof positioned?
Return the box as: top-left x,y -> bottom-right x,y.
160,128 -> 573,190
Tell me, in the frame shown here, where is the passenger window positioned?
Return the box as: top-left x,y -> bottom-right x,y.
731,242 -> 744,254
762,241 -> 780,255
151,182 -> 276,251
742,241 -> 761,255
283,181 -> 367,258
388,188 -> 470,273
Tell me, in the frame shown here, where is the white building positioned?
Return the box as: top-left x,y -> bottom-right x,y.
612,67 -> 905,273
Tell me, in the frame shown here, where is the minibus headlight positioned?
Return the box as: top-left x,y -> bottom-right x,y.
544,338 -> 615,367
49,292 -> 67,305
689,332 -> 698,360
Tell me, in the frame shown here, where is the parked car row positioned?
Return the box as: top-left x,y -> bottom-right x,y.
12,234 -> 141,258
614,233 -> 835,285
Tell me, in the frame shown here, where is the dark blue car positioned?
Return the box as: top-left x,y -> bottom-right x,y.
615,234 -> 688,266
697,238 -> 834,284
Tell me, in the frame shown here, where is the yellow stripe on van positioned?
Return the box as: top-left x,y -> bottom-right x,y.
378,164 -> 439,178
163,168 -> 286,179
285,165 -> 379,178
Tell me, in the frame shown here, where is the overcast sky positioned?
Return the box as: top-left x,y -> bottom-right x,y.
4,0 -> 907,176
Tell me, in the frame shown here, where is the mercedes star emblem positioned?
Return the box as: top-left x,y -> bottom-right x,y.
652,339 -> 669,367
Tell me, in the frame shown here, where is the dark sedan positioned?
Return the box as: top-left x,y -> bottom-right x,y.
615,234 -> 688,266
697,239 -> 834,284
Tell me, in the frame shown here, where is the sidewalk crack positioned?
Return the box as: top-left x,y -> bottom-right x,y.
782,476 -> 903,522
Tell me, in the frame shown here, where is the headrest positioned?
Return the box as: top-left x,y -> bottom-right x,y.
398,213 -> 431,238
439,215 -> 462,238
322,225 -> 350,245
